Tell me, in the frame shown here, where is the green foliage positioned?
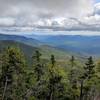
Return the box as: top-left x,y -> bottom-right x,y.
79,56 -> 97,100
0,47 -> 27,100
0,47 -> 100,100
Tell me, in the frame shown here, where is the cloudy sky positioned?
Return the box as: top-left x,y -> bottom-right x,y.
0,0 -> 100,35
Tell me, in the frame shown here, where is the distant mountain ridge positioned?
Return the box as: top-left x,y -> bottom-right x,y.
1,33 -> 100,57
0,33 -> 42,47
0,40 -> 78,63
26,34 -> 100,57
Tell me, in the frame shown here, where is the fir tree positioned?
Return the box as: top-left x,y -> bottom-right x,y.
0,47 -> 26,100
84,56 -> 95,79
32,50 -> 43,81
69,56 -> 79,100
79,56 -> 95,100
47,55 -> 65,100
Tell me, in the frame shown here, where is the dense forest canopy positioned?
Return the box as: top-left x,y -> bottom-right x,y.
0,46 -> 100,100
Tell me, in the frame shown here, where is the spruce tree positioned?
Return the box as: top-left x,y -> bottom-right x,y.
29,50 -> 46,100
79,56 -> 95,100
32,50 -> 43,81
47,55 -> 65,100
0,47 -> 26,100
84,56 -> 95,79
69,56 -> 79,100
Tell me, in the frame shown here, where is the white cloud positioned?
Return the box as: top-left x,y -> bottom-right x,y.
0,17 -> 15,26
1,0 -> 100,34
94,3 -> 100,15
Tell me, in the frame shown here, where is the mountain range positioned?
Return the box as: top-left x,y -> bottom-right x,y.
0,39 -> 73,63
0,33 -> 100,59
0,34 -> 42,47
26,34 -> 100,57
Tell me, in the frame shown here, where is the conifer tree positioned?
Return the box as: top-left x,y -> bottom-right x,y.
84,56 -> 95,79
28,50 -> 46,100
69,56 -> 79,100
0,47 -> 26,100
32,50 -> 43,81
47,55 -> 65,100
70,56 -> 75,68
79,56 -> 95,100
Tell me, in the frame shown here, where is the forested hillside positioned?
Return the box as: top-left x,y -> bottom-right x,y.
0,34 -> 100,100
28,35 -> 100,57
0,45 -> 100,100
2,34 -> 100,57
0,40 -> 82,63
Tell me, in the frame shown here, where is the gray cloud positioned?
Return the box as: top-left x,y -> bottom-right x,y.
1,0 -> 100,34
94,3 -> 100,15
0,0 -> 93,17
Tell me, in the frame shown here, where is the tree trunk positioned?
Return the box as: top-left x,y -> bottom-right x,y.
2,77 -> 8,100
50,92 -> 53,100
80,80 -> 83,100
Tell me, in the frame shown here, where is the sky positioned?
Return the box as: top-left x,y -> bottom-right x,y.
96,0 -> 100,3
0,0 -> 100,35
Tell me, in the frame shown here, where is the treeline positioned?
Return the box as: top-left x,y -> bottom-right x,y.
0,47 -> 100,100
